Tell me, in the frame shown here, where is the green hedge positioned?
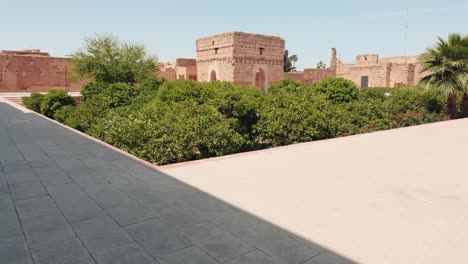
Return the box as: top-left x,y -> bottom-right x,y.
22,93 -> 44,112
40,90 -> 76,118
24,78 -> 450,165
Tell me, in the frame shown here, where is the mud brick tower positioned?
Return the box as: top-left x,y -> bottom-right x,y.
196,32 -> 285,90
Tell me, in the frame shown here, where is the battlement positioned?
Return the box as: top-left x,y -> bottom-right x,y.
196,32 -> 285,89
0,49 -> 50,57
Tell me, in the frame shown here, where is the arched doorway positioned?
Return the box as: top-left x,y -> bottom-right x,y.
210,70 -> 217,81
255,69 -> 266,91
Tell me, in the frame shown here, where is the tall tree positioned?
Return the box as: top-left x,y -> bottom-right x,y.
419,33 -> 468,118
316,61 -> 327,69
289,54 -> 298,69
70,34 -> 158,85
283,50 -> 298,72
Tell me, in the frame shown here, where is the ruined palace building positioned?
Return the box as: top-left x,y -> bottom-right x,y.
0,32 -> 425,93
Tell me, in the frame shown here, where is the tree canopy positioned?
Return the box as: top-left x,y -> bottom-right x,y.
283,50 -> 298,72
70,34 -> 158,85
316,61 -> 327,69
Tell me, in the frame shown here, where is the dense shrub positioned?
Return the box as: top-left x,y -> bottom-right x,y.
89,101 -> 244,165
133,76 -> 165,105
81,82 -> 137,108
80,82 -> 109,102
256,85 -> 393,145
268,78 -> 306,94
53,105 -> 76,123
323,100 -> 392,137
359,87 -> 394,101
256,86 -> 330,146
47,77 -> 450,165
40,90 -> 76,118
390,111 -> 450,128
313,77 -> 359,103
383,87 -> 445,116
156,80 -> 263,149
22,93 -> 44,112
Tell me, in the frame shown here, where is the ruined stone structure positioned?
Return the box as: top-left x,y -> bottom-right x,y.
285,48 -> 337,86
336,54 -> 425,88
196,32 -> 285,90
285,48 -> 424,88
0,50 -> 82,92
2,33 -> 426,93
157,58 -> 197,81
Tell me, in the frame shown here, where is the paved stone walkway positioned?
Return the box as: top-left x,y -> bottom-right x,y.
0,102 -> 352,264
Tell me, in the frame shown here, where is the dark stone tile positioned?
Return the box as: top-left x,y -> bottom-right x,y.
15,145 -> 53,169
81,158 -> 124,176
210,209 -> 258,235
0,193 -> 15,212
0,173 -> 9,195
135,189 -> 198,217
32,165 -> 72,187
71,216 -> 132,253
4,167 -> 37,185
0,183 -> 9,195
225,250 -> 280,264
124,219 -> 192,258
31,238 -> 94,264
235,222 -> 320,264
157,246 -> 218,264
45,182 -> 104,223
180,222 -> 254,262
54,158 -> 87,172
106,199 -> 158,226
0,210 -> 22,238
73,174 -> 130,209
102,173 -> 149,197
302,253 -> 355,264
26,159 -> 55,169
1,160 -> 29,172
10,181 -> 47,200
182,194 -> 234,220
0,235 -> 33,264
22,213 -> 75,249
15,195 -> 59,220
93,242 -> 156,264
158,208 -> 206,230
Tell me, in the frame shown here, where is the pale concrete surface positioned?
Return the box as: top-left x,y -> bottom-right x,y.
162,119 -> 468,264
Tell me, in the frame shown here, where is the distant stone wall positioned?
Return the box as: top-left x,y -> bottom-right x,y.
285,68 -> 336,86
157,64 -> 177,81
3,36 -> 430,93
284,48 -> 337,86
196,32 -> 285,90
0,50 -> 83,92
157,59 -> 198,81
336,54 -> 425,88
175,59 -> 197,80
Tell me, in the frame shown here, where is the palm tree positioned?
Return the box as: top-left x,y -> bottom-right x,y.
419,33 -> 468,118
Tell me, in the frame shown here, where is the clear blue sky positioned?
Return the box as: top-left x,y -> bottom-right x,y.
1,0 -> 467,70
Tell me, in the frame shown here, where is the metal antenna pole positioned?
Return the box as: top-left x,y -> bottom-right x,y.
404,8 -> 409,63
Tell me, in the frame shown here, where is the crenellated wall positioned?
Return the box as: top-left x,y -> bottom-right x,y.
284,68 -> 336,86
196,32 -> 285,90
336,54 -> 426,88
157,58 -> 198,81
2,36 -> 428,93
0,50 -> 82,92
285,48 -> 337,86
